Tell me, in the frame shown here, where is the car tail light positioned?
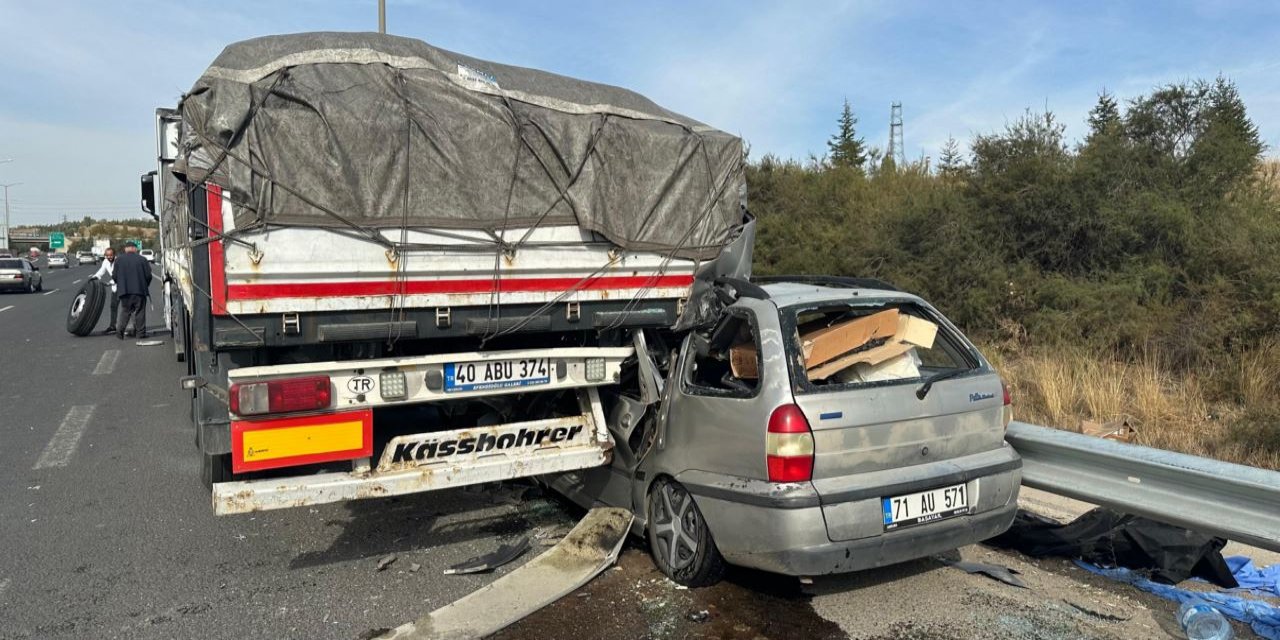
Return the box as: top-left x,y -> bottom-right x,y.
229,376 -> 332,416
766,404 -> 814,483
1002,380 -> 1013,431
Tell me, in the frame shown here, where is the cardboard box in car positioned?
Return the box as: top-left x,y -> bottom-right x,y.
801,309 -> 901,368
896,314 -> 938,350
729,341 -> 760,379
729,309 -> 901,379
806,314 -> 939,381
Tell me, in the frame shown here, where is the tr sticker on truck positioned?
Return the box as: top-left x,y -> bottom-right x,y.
347,376 -> 375,394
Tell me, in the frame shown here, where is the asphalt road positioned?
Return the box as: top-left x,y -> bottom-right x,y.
0,260 -> 576,639
0,259 -> 1254,640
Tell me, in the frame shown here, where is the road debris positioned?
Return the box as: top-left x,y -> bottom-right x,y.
409,563 -> 421,573
941,558 -> 1029,589
443,537 -> 530,575
989,508 -> 1237,587
378,507 -> 632,639
1065,599 -> 1132,621
376,555 -> 397,572
687,609 -> 710,623
1078,417 -> 1137,443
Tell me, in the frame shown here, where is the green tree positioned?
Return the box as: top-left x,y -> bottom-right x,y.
937,135 -> 965,178
828,99 -> 867,170
1086,90 -> 1122,139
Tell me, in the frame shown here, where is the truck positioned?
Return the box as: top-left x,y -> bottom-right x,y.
92,238 -> 110,260
140,33 -> 752,515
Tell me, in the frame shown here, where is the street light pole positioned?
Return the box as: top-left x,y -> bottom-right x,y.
0,159 -> 11,251
1,182 -> 19,252
378,0 -> 386,33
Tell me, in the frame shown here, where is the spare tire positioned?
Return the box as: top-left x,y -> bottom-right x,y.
67,280 -> 106,336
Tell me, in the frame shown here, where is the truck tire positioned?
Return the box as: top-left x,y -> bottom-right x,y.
66,280 -> 106,336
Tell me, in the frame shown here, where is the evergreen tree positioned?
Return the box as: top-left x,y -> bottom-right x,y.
828,99 -> 867,170
1087,90 -> 1122,139
1189,76 -> 1263,198
938,135 -> 965,177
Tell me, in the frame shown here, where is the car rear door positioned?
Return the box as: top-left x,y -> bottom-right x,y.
780,299 -> 1012,537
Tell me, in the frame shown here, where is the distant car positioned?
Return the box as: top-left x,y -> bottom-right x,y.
549,277 -> 1020,586
47,253 -> 70,269
0,258 -> 43,293
76,252 -> 96,266
140,249 -> 156,263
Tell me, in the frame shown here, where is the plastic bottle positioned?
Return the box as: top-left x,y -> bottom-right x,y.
1177,600 -> 1232,640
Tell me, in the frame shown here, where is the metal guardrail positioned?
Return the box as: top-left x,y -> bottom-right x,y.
1006,421 -> 1280,553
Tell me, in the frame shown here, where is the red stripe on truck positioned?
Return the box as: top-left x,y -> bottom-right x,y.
206,184 -> 229,316
225,274 -> 696,300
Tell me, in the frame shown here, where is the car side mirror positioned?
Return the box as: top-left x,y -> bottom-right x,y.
140,171 -> 157,220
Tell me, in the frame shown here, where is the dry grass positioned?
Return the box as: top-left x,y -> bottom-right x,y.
986,341 -> 1280,471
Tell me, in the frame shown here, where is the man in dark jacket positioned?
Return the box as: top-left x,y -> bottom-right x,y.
113,241 -> 153,340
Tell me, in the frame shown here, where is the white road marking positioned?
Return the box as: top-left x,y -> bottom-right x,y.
73,279 -> 82,284
0,305 -> 12,313
93,350 -> 121,375
0,577 -> 9,599
34,405 -> 96,469
42,288 -> 60,296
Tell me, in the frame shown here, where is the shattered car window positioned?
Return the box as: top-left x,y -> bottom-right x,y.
687,311 -> 761,397
784,303 -> 973,389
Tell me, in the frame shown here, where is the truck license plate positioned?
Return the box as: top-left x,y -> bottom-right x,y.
444,358 -> 552,393
882,483 -> 969,531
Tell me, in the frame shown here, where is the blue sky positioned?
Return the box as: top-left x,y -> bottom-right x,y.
1,0 -> 1278,224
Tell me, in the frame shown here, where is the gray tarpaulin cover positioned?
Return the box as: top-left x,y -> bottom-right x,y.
178,32 -> 746,260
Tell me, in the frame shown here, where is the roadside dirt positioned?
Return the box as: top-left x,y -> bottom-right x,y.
495,540 -> 1254,640
493,546 -> 846,640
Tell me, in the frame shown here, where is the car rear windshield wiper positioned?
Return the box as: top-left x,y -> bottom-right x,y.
915,368 -> 971,400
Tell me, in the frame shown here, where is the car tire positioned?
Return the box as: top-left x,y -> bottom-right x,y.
67,280 -> 106,336
646,477 -> 726,587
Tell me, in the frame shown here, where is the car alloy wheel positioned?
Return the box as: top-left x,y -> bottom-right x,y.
651,480 -> 700,570
646,477 -> 725,586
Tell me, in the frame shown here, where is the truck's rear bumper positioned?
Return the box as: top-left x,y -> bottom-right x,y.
213,442 -> 610,515
214,386 -> 614,515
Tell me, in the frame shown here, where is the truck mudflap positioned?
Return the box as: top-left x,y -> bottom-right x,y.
212,387 -> 612,515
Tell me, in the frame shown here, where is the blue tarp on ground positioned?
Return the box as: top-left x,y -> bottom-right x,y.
1079,558 -> 1280,639
1226,557 -> 1280,598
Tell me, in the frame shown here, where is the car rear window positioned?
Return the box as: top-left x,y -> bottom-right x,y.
0,259 -> 22,269
781,301 -> 979,394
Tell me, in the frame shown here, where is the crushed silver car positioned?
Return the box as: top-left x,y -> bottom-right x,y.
549,276 -> 1020,586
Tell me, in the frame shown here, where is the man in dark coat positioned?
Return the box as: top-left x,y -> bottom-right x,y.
113,241 -> 153,340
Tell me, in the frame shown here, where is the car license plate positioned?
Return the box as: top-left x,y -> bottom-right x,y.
882,483 -> 969,531
444,358 -> 551,393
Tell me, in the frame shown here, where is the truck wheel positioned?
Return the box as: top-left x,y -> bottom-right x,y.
66,280 -> 106,336
201,453 -> 233,490
646,477 -> 726,587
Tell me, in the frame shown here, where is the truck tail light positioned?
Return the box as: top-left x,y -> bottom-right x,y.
230,376 -> 332,416
766,404 -> 814,483
1002,380 -> 1013,431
